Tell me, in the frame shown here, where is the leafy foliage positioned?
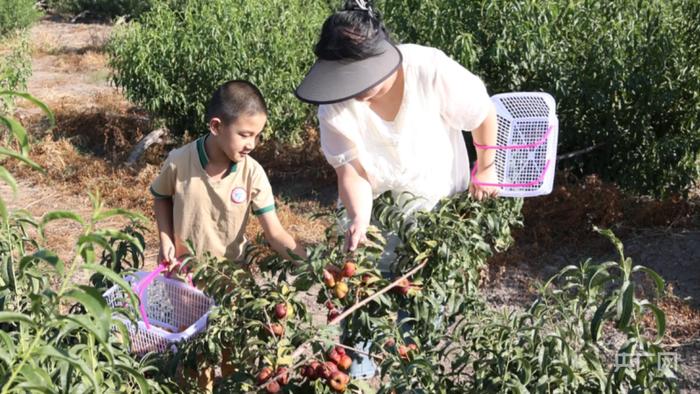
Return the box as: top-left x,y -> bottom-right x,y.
0,0 -> 40,37
0,33 -> 32,114
403,229 -> 676,393
107,0 -> 329,144
380,0 -> 700,197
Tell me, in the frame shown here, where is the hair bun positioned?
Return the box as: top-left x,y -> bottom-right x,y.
343,0 -> 372,12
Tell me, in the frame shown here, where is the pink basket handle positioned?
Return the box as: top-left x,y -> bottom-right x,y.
471,159 -> 551,188
134,259 -> 194,330
134,262 -> 168,330
474,125 -> 554,150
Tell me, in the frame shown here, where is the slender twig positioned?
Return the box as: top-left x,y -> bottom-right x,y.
556,143 -> 604,161
332,342 -> 384,361
327,260 -> 428,327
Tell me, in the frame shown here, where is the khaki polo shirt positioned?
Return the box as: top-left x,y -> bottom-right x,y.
150,135 -> 275,261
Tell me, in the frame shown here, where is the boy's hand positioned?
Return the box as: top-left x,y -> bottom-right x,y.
158,244 -> 177,269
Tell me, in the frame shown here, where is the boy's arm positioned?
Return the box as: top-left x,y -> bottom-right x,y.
153,197 -> 176,264
257,211 -> 307,261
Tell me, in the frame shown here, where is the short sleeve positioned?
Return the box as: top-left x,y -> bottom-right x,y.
319,106 -> 360,168
250,164 -> 276,216
150,154 -> 176,199
433,49 -> 492,131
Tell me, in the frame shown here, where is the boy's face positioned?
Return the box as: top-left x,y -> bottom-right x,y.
211,113 -> 267,163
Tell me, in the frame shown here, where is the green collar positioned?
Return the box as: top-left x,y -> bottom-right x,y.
197,134 -> 238,174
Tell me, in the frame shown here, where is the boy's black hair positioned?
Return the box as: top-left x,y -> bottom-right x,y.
314,0 -> 395,61
205,80 -> 267,124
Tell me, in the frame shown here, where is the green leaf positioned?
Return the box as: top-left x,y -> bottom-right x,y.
0,91 -> 55,127
0,197 -> 7,227
591,299 -> 612,342
616,282 -> 635,329
113,363 -> 150,394
352,379 -> 376,394
0,115 -> 30,155
0,147 -> 42,170
0,312 -> 35,325
96,229 -> 144,253
78,233 -> 113,264
64,286 -> 110,340
40,211 -> 85,237
93,208 -> 148,224
0,166 -> 18,194
82,263 -> 140,309
19,249 -> 64,275
37,345 -> 98,390
595,227 -> 625,262
0,330 -> 16,367
61,315 -> 114,363
632,265 -> 665,295
639,300 -> 666,341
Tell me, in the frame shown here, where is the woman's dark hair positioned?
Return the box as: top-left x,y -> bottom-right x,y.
205,80 -> 267,124
314,0 -> 394,61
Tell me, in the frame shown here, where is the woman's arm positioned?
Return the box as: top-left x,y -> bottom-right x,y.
470,104 -> 500,200
336,159 -> 374,251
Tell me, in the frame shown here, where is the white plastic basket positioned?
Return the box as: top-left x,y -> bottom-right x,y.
471,92 -> 559,197
103,271 -> 214,355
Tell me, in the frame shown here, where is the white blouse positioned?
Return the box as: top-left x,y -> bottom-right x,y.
318,44 -> 491,211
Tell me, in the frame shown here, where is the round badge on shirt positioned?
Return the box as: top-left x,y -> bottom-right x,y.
231,187 -> 247,204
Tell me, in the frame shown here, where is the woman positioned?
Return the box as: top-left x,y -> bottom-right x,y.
295,0 -> 500,378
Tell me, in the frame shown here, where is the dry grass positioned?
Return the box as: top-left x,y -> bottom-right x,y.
654,293 -> 700,345
31,21 -> 111,57
51,50 -> 108,73
489,171 -> 699,266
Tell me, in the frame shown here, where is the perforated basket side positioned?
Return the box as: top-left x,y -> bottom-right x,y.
488,92 -> 558,197
103,273 -> 214,355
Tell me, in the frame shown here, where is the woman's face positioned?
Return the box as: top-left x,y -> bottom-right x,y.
353,70 -> 398,103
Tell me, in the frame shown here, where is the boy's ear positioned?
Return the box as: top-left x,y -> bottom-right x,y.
209,117 -> 222,135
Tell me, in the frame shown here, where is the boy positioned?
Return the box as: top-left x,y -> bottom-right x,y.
150,80 -> 306,266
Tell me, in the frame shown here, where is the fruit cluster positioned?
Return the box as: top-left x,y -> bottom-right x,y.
256,366 -> 289,393
384,337 -> 419,361
265,302 -> 293,337
323,260 -> 357,322
322,261 -> 356,298
300,346 -> 352,393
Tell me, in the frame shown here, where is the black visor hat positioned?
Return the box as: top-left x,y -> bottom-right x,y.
295,39 -> 402,105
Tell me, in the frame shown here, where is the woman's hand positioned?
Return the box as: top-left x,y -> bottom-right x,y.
469,164 -> 500,201
345,219 -> 368,252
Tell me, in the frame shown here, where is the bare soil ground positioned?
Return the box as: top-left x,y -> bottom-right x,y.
5,19 -> 699,393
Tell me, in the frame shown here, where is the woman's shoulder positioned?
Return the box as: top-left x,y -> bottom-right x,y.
318,100 -> 361,124
398,43 -> 446,65
398,43 -> 451,83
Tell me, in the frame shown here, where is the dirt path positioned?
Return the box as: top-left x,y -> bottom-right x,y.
24,19 -> 117,111
6,19 -> 699,393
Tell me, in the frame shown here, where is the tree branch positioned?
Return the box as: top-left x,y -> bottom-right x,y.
556,143 -> 604,161
126,127 -> 167,166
